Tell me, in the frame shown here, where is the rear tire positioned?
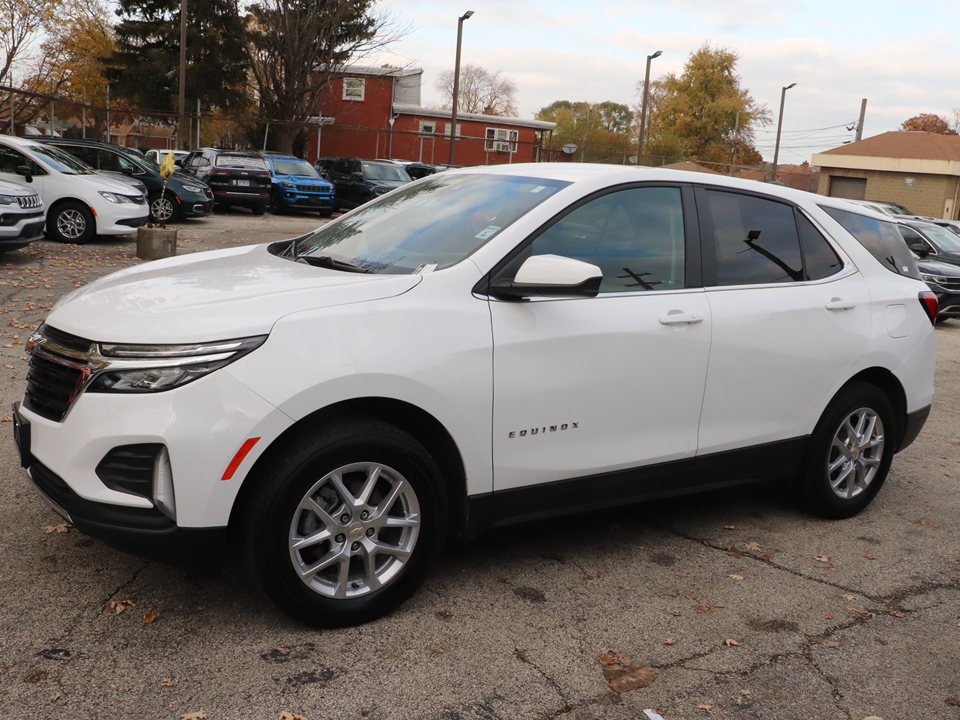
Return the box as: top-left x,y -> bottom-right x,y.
48,201 -> 95,244
252,204 -> 267,216
269,193 -> 283,215
242,418 -> 448,627
795,382 -> 895,519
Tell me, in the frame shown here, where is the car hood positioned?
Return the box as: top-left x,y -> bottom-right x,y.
918,257 -> 960,276
370,180 -> 407,192
46,243 -> 422,343
277,175 -> 331,187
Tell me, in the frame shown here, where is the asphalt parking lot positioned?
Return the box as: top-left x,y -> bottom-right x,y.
0,212 -> 958,720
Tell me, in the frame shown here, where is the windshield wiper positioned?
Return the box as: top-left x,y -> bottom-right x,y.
296,255 -> 370,273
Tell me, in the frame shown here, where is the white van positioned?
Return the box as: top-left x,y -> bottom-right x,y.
0,135 -> 149,243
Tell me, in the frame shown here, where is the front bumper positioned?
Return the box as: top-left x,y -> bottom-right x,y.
928,286 -> 960,318
0,217 -> 45,248
180,198 -> 214,218
95,203 -> 150,235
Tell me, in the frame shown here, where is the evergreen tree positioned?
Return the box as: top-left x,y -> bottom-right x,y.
104,0 -> 249,114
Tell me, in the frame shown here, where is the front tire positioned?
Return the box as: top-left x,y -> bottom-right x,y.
48,201 -> 95,244
149,193 -> 179,223
795,382 -> 895,519
242,419 -> 448,627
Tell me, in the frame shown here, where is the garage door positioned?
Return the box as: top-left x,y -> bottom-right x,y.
828,176 -> 867,200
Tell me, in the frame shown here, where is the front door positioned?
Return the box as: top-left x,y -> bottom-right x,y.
489,184 -> 712,491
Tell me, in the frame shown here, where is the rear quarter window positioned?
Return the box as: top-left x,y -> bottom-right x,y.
820,206 -> 919,280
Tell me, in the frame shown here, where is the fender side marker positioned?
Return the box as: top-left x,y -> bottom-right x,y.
222,437 -> 261,481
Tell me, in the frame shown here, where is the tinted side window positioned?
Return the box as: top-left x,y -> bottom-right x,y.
331,160 -> 350,174
523,186 -> 686,294
65,146 -> 97,168
820,206 -> 919,279
798,214 -> 843,280
897,225 -> 932,253
706,190 -> 803,285
0,146 -> 44,175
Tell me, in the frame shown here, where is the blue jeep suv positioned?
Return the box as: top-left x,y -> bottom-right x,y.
262,152 -> 335,217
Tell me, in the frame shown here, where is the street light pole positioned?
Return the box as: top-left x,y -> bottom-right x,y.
449,10 -> 473,165
178,0 -> 187,151
636,50 -> 662,165
771,82 -> 796,182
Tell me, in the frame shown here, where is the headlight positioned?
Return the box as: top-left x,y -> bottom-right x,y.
920,273 -> 947,284
280,181 -> 297,189
0,195 -> 16,205
99,191 -> 134,204
86,336 -> 267,393
182,184 -> 205,193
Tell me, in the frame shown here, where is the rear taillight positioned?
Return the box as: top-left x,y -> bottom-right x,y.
210,168 -> 230,176
919,291 -> 939,325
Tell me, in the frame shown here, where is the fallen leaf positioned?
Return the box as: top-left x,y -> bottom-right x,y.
697,704 -> 712,711
279,713 -> 307,720
814,555 -> 830,563
875,638 -> 888,646
918,519 -> 937,527
429,645 -> 444,655
180,713 -> 206,720
161,678 -> 174,687
43,524 -> 71,534
726,550 -> 741,558
763,553 -> 774,561
861,717 -> 884,720
599,651 -> 657,693
823,639 -> 840,648
723,525 -> 735,530
845,607 -> 873,618
863,555 -> 875,560
664,638 -> 675,646
0,415 -> 11,422
843,594 -> 857,601
946,697 -> 960,707
723,638 -> 741,647
888,610 -> 906,619
105,600 -> 135,615
50,691 -> 65,701
728,574 -> 745,581
744,542 -> 762,551
143,611 -> 157,624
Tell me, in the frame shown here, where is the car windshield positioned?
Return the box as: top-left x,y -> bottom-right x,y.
291,173 -> 570,273
27,143 -> 92,174
273,160 -> 319,177
362,163 -> 410,182
917,224 -> 960,252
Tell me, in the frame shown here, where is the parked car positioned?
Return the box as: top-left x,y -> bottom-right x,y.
260,152 -> 335,217
895,219 -> 960,266
0,135 -> 148,243
34,138 -> 214,223
179,148 -> 271,215
144,149 -> 189,167
0,177 -> 45,252
928,218 -> 960,239
404,163 -> 442,180
314,156 -> 339,180
844,198 -> 915,217
326,158 -> 411,210
915,252 -> 960,320
14,165 -> 936,628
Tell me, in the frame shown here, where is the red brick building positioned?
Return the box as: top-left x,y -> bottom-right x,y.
307,66 -> 556,166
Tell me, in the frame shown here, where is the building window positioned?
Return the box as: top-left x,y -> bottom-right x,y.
443,123 -> 462,139
419,120 -> 436,136
343,78 -> 365,101
485,127 -> 518,153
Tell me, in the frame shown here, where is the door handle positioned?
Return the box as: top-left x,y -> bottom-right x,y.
659,311 -> 704,325
825,298 -> 856,311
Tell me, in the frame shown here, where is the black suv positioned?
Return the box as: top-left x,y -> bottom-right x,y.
33,138 -> 214,223
326,158 -> 411,211
180,149 -> 271,214
896,219 -> 960,267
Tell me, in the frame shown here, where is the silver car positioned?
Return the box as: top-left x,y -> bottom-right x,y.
0,177 -> 44,253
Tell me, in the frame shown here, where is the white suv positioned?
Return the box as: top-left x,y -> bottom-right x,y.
0,177 -> 44,252
0,135 -> 148,243
14,165 -> 937,626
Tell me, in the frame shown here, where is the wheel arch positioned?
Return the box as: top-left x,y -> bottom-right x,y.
228,396 -> 469,538
46,197 -> 98,233
837,367 -> 908,450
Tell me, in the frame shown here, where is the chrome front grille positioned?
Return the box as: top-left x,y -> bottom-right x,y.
24,325 -> 96,422
17,194 -> 42,209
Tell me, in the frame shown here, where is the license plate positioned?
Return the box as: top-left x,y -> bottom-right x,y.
235,179 -> 250,187
12,402 -> 31,467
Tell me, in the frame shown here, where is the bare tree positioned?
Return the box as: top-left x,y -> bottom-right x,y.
245,0 -> 404,154
435,64 -> 518,117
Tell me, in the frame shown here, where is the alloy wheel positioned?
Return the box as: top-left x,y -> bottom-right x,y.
57,209 -> 86,239
826,407 -> 885,499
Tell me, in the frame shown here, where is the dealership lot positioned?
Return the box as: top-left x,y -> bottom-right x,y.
0,212 -> 958,720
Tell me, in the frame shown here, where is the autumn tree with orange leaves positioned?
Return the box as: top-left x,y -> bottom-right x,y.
900,113 -> 958,135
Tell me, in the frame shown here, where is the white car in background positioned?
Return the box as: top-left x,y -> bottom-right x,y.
0,177 -> 45,252
14,164 -> 937,627
0,135 -> 149,243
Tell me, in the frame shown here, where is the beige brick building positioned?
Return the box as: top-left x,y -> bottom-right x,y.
812,131 -> 960,219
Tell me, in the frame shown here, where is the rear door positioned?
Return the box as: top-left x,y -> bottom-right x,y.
695,186 -> 871,455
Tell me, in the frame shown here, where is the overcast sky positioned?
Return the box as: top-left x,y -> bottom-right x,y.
373,0 -> 960,165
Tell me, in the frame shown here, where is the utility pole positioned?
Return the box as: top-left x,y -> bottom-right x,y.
637,50 -> 662,165
855,98 -> 867,142
772,83 -> 796,182
178,0 -> 187,150
448,10 -> 474,165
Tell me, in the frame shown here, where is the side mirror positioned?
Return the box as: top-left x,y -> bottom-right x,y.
490,254 -> 602,300
909,242 -> 930,258
15,165 -> 33,183
120,166 -> 134,176
174,159 -> 183,167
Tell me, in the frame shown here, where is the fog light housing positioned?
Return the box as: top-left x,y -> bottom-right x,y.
153,447 -> 177,520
